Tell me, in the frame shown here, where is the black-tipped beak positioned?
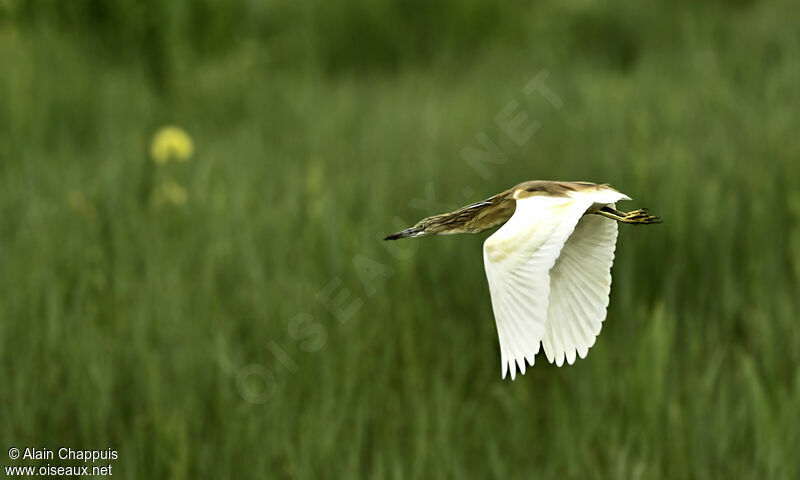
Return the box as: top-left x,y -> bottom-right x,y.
383,227 -> 421,241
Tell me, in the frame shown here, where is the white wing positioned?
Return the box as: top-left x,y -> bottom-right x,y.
483,196 -> 594,379
542,211 -> 618,366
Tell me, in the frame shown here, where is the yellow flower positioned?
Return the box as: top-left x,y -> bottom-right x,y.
150,126 -> 194,164
164,180 -> 188,206
151,179 -> 188,207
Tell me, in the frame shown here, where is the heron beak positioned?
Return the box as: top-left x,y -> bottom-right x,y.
383,226 -> 423,240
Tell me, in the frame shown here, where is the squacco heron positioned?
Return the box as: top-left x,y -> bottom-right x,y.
385,180 -> 660,379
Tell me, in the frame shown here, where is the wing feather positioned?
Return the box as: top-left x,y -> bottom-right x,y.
483,196 -> 594,379
543,211 -> 618,365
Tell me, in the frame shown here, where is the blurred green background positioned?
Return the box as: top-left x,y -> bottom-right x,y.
2,0 -> 800,478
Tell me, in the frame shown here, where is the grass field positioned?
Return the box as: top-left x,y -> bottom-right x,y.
1,0 -> 800,478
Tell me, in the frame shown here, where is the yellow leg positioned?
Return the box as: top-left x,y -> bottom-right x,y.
596,206 -> 662,224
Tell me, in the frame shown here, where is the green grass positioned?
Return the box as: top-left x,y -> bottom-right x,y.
1,1 -> 800,478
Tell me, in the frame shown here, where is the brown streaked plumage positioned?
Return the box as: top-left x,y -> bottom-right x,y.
383,180 -> 661,380
384,180 -> 660,240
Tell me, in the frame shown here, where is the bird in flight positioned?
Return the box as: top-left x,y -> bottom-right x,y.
384,180 -> 660,379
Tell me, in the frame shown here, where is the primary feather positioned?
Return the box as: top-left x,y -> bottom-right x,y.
483,186 -> 629,378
